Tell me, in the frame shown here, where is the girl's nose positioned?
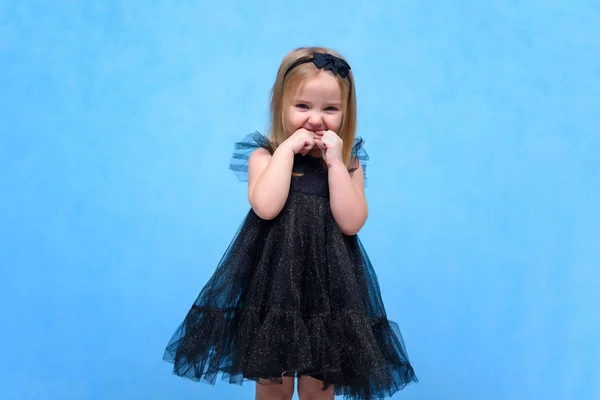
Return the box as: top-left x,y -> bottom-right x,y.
308,112 -> 323,127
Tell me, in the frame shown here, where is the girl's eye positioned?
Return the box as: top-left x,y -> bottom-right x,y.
325,106 -> 339,111
295,104 -> 309,109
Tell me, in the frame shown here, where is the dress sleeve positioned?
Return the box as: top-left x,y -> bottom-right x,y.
229,131 -> 275,182
349,136 -> 370,186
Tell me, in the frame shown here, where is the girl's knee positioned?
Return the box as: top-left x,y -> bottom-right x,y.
255,377 -> 295,400
297,375 -> 334,400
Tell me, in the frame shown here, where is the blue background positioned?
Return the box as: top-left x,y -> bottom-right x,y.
1,1 -> 599,399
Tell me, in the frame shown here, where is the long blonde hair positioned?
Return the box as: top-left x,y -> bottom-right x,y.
268,46 -> 357,168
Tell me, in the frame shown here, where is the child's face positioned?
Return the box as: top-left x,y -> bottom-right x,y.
285,71 -> 343,137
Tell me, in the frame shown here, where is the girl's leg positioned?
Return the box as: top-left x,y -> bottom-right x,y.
255,376 -> 295,400
297,375 -> 334,400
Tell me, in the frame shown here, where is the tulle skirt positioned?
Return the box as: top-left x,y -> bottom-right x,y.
163,191 -> 417,399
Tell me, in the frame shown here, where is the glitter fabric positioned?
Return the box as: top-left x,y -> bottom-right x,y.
163,132 -> 417,399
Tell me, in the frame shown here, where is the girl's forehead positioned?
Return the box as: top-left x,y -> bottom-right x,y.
293,73 -> 342,101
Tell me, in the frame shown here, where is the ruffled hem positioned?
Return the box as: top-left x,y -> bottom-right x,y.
229,131 -> 370,184
164,305 -> 417,400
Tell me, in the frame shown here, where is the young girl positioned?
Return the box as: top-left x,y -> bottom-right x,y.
163,46 -> 417,400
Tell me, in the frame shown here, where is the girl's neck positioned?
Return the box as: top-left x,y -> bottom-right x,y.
307,148 -> 323,158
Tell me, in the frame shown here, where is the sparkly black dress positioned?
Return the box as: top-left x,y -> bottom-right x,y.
163,132 -> 417,399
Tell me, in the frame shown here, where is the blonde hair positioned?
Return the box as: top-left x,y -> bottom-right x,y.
268,46 -> 358,168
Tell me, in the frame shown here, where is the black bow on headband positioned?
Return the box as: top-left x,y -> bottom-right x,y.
311,52 -> 351,78
283,52 -> 351,79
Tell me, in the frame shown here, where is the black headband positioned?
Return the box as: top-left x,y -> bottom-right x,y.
283,52 -> 351,79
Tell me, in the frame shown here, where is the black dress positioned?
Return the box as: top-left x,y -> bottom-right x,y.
163,132 -> 417,399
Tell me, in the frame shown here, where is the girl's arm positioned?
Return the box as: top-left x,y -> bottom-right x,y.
247,145 -> 295,220
328,161 -> 368,235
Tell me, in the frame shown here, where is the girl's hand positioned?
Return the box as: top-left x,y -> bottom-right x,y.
281,128 -> 316,156
315,130 -> 344,168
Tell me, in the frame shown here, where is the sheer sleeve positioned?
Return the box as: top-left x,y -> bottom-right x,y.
349,136 -> 370,186
229,131 -> 275,182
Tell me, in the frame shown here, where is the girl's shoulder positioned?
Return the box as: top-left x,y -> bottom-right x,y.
229,131 -> 275,182
228,131 -> 370,184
